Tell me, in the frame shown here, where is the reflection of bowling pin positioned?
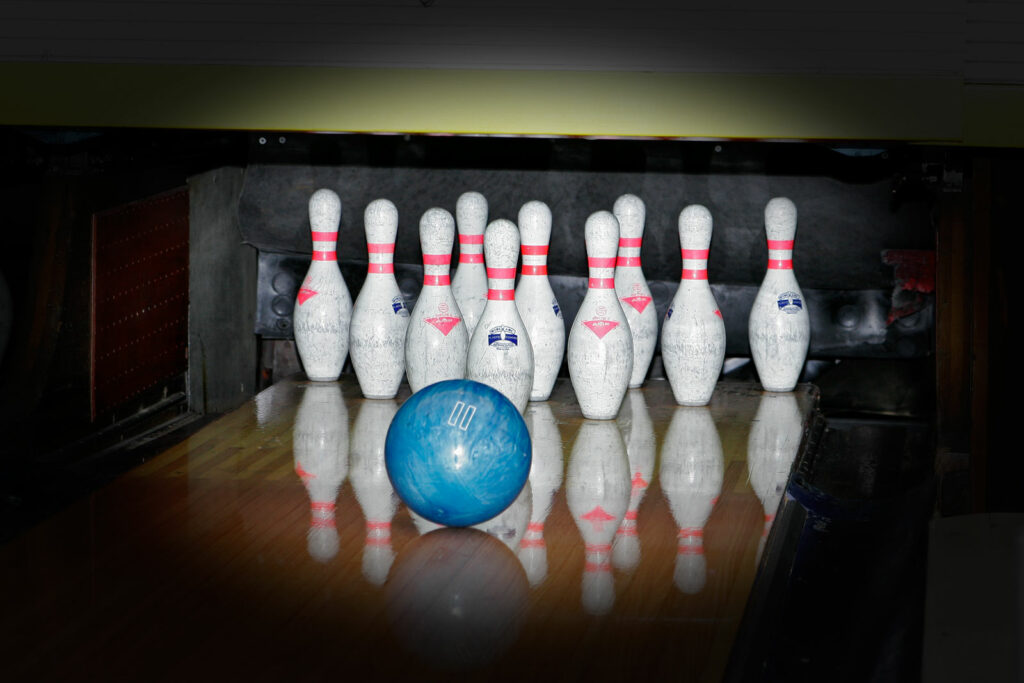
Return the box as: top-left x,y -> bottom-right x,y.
613,194 -> 657,388
516,201 -> 565,402
661,204 -> 726,406
518,402 -> 564,586
405,208 -> 469,393
408,481 -> 533,552
451,191 -> 489,337
350,399 -> 400,585
350,199 -> 410,399
567,211 -> 633,420
293,383 -> 349,562
747,392 -> 803,565
613,389 -> 656,572
467,219 -> 534,413
748,197 -> 810,392
660,406 -> 724,594
294,188 -> 353,381
567,420 -> 630,614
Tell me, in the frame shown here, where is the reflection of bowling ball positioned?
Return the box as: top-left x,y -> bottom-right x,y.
385,380 -> 531,527
385,528 -> 529,670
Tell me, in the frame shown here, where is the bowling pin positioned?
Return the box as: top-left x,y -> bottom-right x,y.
451,191 -> 489,337
518,402 -> 564,586
515,200 -> 565,402
293,382 -> 349,563
660,406 -> 724,594
350,199 -> 410,399
467,219 -> 534,414
405,208 -> 469,393
747,392 -> 803,565
661,204 -> 727,406
613,194 -> 657,387
350,399 -> 400,585
293,188 -> 353,382
748,197 -> 810,392
567,211 -> 633,420
567,420 -> 630,615
613,389 -> 656,572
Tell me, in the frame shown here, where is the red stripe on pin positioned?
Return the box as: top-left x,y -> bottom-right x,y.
459,234 -> 484,245
423,274 -> 450,286
678,527 -> 704,539
368,263 -> 394,274
588,257 -> 617,268
678,545 -> 705,556
522,244 -> 549,255
487,267 -> 517,279
617,256 -> 641,267
618,527 -> 638,536
367,521 -> 391,531
681,248 -> 709,259
367,243 -> 395,253
520,538 -> 546,549
312,251 -> 336,261
423,253 -> 451,265
311,502 -> 335,512
589,277 -> 614,289
459,253 -> 484,264
768,259 -> 793,269
488,289 -> 514,300
585,543 -> 612,553
619,237 -> 642,247
527,522 -> 544,533
521,265 -> 547,275
311,231 -> 337,241
767,240 -> 794,249
682,269 -> 708,280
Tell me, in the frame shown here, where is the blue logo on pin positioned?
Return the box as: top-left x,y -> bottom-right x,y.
487,325 -> 518,350
777,291 -> 803,314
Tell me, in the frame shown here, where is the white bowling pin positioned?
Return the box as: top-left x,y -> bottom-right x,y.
350,399 -> 400,585
451,191 -> 489,337
293,382 -> 349,563
350,199 -> 410,399
405,208 -> 469,393
660,406 -> 724,594
613,194 -> 657,388
518,402 -> 564,586
747,392 -> 803,565
567,420 -> 630,615
567,211 -> 633,420
467,219 -> 534,413
293,188 -> 353,382
612,389 -> 656,572
515,201 -> 565,402
748,197 -> 810,392
661,205 -> 727,406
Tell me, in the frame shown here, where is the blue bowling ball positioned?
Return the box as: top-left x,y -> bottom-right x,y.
385,379 -> 532,527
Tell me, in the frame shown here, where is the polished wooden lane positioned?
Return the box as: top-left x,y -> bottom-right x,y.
0,376 -> 817,682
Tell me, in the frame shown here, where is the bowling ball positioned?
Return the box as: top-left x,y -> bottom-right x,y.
385,379 -> 531,527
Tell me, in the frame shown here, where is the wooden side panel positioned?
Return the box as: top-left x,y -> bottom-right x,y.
91,189 -> 189,420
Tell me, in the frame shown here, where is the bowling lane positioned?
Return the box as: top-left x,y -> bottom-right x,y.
0,376 -> 817,682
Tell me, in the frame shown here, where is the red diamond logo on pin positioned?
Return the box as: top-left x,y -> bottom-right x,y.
714,309 -> 723,318
621,295 -> 652,313
583,319 -> 619,339
294,463 -> 314,483
631,471 -> 649,490
582,506 -> 616,532
425,316 -> 461,336
297,287 -> 318,305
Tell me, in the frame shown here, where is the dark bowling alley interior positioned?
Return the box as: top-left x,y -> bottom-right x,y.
0,2 -> 1021,681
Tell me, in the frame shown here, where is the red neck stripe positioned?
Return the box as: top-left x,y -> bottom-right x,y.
311,231 -> 337,241
767,239 -> 794,249
459,234 -> 484,245
367,242 -> 395,253
488,289 -> 515,300
521,264 -> 547,275
423,274 -> 450,286
682,269 -> 708,280
487,267 -> 516,279
459,253 -> 484,264
681,248 -> 709,259
588,256 -> 617,268
368,263 -> 394,274
422,253 -> 451,266
312,251 -> 336,261
617,256 -> 641,267
768,259 -> 793,270
521,244 -> 549,255
619,237 -> 642,247
589,277 -> 614,289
